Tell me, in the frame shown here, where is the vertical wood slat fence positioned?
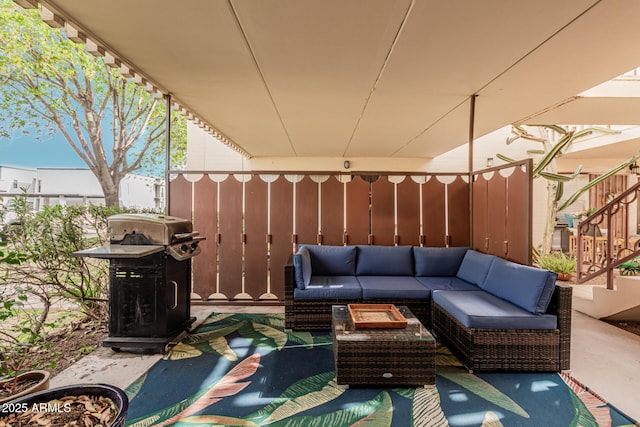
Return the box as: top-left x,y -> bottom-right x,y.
170,163 -> 531,302
472,160 -> 533,264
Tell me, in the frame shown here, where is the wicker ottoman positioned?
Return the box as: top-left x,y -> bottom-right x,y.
331,305 -> 435,387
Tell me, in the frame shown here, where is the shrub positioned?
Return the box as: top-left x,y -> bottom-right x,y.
620,259 -> 640,276
533,250 -> 577,274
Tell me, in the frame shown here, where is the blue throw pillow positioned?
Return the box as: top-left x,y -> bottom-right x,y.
303,245 -> 357,276
413,246 -> 470,277
355,245 -> 414,276
456,250 -> 496,287
293,246 -> 312,289
482,257 -> 557,314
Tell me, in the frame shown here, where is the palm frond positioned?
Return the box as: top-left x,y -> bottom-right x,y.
438,367 -> 529,418
151,354 -> 261,427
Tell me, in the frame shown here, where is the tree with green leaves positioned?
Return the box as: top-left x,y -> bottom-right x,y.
499,124 -> 639,255
0,0 -> 186,207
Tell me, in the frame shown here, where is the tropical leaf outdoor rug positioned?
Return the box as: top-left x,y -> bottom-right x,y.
124,313 -> 637,427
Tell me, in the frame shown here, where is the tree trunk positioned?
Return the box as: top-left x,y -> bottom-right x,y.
97,172 -> 121,208
541,181 -> 558,255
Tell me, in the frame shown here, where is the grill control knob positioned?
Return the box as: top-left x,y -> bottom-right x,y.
181,244 -> 189,252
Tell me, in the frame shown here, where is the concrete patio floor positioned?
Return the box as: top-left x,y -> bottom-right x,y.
50,304 -> 640,423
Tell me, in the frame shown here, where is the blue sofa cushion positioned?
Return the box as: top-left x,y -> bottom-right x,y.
356,245 -> 414,276
359,276 -> 430,299
293,276 -> 362,300
416,276 -> 479,292
302,245 -> 357,276
482,257 -> 557,314
293,246 -> 312,289
433,290 -> 557,329
414,246 -> 469,277
456,250 -> 496,287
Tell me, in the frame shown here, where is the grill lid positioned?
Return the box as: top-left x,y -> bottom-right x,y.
108,213 -> 193,245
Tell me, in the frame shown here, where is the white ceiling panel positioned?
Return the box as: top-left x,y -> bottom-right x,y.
40,0 -> 640,160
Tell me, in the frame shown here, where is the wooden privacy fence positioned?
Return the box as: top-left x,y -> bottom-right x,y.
169,163 -> 531,302
472,160 -> 533,266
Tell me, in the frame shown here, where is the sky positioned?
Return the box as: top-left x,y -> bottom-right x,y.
0,132 -> 86,169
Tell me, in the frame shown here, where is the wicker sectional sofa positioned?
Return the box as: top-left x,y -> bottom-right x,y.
284,245 -> 572,372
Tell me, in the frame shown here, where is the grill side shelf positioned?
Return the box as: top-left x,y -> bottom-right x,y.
73,245 -> 165,259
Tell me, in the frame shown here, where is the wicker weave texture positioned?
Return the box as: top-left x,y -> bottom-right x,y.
432,285 -> 572,372
332,305 -> 435,386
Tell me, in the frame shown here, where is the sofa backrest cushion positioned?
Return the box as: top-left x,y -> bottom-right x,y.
482,257 -> 558,314
414,246 -> 470,277
301,244 -> 358,276
293,246 -> 312,289
356,245 -> 414,276
456,250 -> 495,287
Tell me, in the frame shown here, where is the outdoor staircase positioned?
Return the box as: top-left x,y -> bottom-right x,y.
574,180 -> 640,320
573,276 -> 640,320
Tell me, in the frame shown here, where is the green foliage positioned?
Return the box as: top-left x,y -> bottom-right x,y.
0,0 -> 187,203
502,124 -> 639,254
0,197 -> 139,380
533,250 -> 577,274
619,258 -> 640,276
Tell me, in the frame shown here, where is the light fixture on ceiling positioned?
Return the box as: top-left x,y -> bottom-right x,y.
343,160 -> 351,169
486,157 -> 494,168
630,161 -> 639,174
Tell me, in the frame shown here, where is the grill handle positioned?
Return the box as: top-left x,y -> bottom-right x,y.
168,280 -> 178,309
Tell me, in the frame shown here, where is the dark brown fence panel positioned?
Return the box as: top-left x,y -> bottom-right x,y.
448,176 -> 470,247
506,166 -> 530,264
396,177 -> 420,246
487,172 -> 507,256
192,176 -> 217,300
471,161 -> 532,265
270,176 -> 293,299
295,176 -> 319,245
321,176 -> 344,245
472,174 -> 488,252
245,176 -> 269,300
169,174 -> 192,220
346,176 -> 371,245
422,178 -> 446,247
218,175 -> 243,300
371,176 -> 395,246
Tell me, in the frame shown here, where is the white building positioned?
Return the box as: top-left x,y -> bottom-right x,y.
0,166 -> 163,218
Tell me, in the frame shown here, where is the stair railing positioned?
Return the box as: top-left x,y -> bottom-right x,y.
576,180 -> 640,289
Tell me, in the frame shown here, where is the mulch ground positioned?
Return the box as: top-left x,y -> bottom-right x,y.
34,318 -> 108,378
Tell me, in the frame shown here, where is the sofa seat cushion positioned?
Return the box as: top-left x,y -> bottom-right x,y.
456,250 -> 496,287
359,276 -> 430,299
433,290 -> 557,329
301,245 -> 357,276
416,276 -> 479,292
293,276 -> 362,300
414,246 -> 469,276
356,245 -> 414,276
482,257 -> 557,314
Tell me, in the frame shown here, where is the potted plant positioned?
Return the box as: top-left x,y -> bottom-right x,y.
619,258 -> 640,276
0,383 -> 129,427
533,250 -> 577,281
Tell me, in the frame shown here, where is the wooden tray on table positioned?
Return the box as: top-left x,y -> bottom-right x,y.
347,304 -> 408,329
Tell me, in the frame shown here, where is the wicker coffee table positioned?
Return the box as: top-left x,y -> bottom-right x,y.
332,305 -> 435,387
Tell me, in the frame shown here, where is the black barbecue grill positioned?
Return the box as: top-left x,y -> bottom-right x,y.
75,213 -> 204,352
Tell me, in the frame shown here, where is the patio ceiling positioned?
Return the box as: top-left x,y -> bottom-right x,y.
32,0 -> 640,160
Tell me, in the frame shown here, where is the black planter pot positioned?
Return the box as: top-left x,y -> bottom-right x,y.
1,383 -> 129,427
